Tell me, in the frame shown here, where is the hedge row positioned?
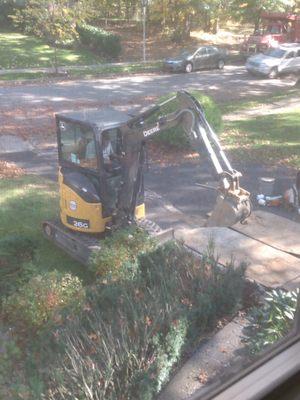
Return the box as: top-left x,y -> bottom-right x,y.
45,241 -> 246,400
0,227 -> 246,400
76,23 -> 121,59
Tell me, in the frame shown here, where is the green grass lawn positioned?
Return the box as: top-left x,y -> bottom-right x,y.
0,61 -> 162,81
222,108 -> 300,168
0,31 -> 101,69
0,175 -> 85,285
219,89 -> 299,114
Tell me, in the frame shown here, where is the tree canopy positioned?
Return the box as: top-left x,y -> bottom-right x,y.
3,0 -> 299,40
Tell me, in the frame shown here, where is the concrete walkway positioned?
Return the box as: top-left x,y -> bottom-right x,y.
158,315 -> 248,400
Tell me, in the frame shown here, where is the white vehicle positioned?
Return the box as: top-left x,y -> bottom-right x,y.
245,43 -> 300,78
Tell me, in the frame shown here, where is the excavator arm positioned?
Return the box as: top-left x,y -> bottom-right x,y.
113,90 -> 251,228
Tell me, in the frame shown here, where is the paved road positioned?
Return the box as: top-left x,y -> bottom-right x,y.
0,66 -> 296,109
1,65 -> 297,148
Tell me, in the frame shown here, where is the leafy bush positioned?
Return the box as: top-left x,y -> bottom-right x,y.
0,327 -> 43,400
45,241 -> 245,400
2,271 -> 85,334
152,91 -> 222,149
12,0 -> 83,46
0,330 -> 22,387
244,288 -> 298,355
0,235 -> 37,298
89,226 -> 155,280
77,23 -> 121,59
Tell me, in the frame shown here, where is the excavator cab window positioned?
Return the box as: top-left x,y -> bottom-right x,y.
100,128 -> 123,211
58,120 -> 98,171
100,128 -> 122,174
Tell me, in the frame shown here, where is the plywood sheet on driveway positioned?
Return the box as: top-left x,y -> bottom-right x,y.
175,227 -> 300,290
231,210 -> 300,257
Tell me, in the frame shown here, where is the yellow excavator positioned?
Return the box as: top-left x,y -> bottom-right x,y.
43,91 -> 251,264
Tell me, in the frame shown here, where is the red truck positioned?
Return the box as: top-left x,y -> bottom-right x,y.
241,12 -> 300,54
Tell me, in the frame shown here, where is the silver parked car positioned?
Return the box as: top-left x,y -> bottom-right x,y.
163,46 -> 227,73
245,43 -> 300,78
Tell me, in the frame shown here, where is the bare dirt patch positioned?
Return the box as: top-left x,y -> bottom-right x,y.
109,23 -> 249,61
0,160 -> 25,179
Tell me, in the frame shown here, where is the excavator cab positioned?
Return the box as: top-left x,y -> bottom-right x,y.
55,108 -> 145,235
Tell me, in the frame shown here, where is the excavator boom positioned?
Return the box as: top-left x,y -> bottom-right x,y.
113,90 -> 251,228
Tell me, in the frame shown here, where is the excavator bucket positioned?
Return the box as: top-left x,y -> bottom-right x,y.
206,190 -> 251,227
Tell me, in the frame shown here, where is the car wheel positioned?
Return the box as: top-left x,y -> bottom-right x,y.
268,68 -> 278,79
217,59 -> 225,69
185,63 -> 193,73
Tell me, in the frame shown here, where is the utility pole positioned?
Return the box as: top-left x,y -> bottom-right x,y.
141,0 -> 148,62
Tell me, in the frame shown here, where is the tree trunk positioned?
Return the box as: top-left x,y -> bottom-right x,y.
54,43 -> 58,75
253,10 -> 261,33
117,0 -> 122,19
184,14 -> 191,38
203,11 -> 211,32
212,17 -> 219,34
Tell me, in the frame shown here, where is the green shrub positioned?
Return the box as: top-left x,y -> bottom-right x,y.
0,329 -> 34,400
0,235 -> 37,298
153,91 -> 222,149
89,226 -> 155,280
244,288 -> 298,355
0,328 -> 41,400
0,331 -> 22,386
77,23 -> 121,59
45,241 -> 245,400
2,271 -> 84,334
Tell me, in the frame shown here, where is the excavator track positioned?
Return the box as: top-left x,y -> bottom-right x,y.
43,219 -> 173,266
42,220 -> 102,265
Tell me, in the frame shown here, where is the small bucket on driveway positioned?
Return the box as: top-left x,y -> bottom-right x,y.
259,177 -> 275,196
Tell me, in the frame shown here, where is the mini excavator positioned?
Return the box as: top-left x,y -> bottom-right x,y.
43,91 -> 251,264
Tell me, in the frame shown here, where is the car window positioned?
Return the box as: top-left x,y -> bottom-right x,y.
297,49 -> 300,57
285,51 -> 295,59
180,50 -> 191,57
265,48 -> 286,58
196,48 -> 207,56
207,47 -> 218,54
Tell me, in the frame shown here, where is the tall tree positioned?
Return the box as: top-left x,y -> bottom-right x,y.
12,0 -> 89,72
230,0 -> 297,30
0,0 -> 26,25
